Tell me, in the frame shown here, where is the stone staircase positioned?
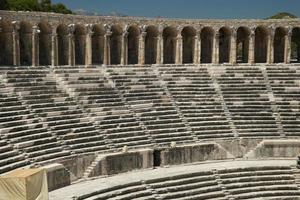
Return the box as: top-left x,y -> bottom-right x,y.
207,67 -> 239,138
291,166 -> 300,189
82,154 -> 105,179
102,67 -> 156,148
212,169 -> 236,200
260,66 -> 285,137
152,65 -> 199,143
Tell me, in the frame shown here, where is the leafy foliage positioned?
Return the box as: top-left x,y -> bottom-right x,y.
267,12 -> 297,19
1,0 -> 72,14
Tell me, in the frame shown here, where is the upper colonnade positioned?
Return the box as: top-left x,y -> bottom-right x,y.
0,10 -> 300,67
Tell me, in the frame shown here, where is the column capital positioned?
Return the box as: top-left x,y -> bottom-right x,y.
122,31 -> 129,37
85,24 -> 94,36
140,31 -> 147,38
230,26 -> 237,37
287,28 -> 293,37
176,35 -> 183,40
268,26 -> 275,37
105,30 -> 112,37
68,24 -> 75,35
12,21 -> 20,32
32,25 -> 40,34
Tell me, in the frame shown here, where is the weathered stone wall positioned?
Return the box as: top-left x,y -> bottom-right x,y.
160,143 -> 234,166
1,10 -> 300,67
43,163 -> 71,192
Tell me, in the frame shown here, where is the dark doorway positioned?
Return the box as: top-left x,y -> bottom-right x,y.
153,150 -> 161,167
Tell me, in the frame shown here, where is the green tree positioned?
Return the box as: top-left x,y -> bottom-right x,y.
51,3 -> 72,14
5,0 -> 72,14
267,12 -> 297,19
8,0 -> 39,11
0,0 -> 9,10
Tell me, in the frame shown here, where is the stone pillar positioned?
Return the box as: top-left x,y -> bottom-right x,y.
68,24 -> 75,66
248,29 -> 255,64
176,34 -> 183,64
138,31 -> 146,65
32,25 -> 39,67
213,32 -> 219,64
193,30 -> 201,64
12,21 -> 20,66
103,29 -> 112,65
51,29 -> 58,66
85,24 -> 93,67
156,32 -> 163,64
230,29 -> 237,65
121,31 -> 128,65
284,30 -> 292,64
267,28 -> 275,64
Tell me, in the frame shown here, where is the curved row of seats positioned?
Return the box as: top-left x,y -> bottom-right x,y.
0,65 -> 300,174
76,165 -> 300,200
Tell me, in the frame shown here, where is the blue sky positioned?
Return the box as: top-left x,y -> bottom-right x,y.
52,0 -> 300,19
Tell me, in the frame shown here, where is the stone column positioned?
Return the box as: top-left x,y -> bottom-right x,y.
51,28 -> 58,66
103,29 -> 112,65
12,21 -> 20,66
138,31 -> 146,65
212,32 -> 219,64
121,31 -> 128,65
284,30 -> 292,64
248,29 -> 255,64
85,24 -> 93,67
230,29 -> 237,65
193,30 -> 201,64
175,34 -> 183,64
32,25 -> 39,67
267,28 -> 275,64
156,32 -> 163,64
68,24 -> 75,66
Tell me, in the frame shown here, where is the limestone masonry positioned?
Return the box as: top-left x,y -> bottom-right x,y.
0,10 -> 300,67
1,10 -> 300,200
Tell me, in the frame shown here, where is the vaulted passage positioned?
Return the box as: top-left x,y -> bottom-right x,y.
74,25 -> 86,65
20,22 -> 32,66
201,27 -> 214,63
255,26 -> 268,63
0,21 -> 13,66
57,24 -> 69,65
219,27 -> 231,63
110,25 -> 122,65
274,27 -> 286,63
39,22 -> 52,66
236,27 -> 250,63
291,27 -> 300,63
145,26 -> 158,64
163,27 -> 177,64
92,25 -> 104,65
182,26 -> 196,64
127,26 -> 139,64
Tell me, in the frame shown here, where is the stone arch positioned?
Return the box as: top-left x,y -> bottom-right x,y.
0,20 -> 13,66
145,25 -> 158,64
274,27 -> 287,63
92,24 -> 105,65
38,22 -> 52,66
255,26 -> 268,63
19,21 -> 32,66
236,27 -> 250,63
163,26 -> 177,64
201,27 -> 214,63
127,25 -> 140,64
110,25 -> 122,65
291,27 -> 300,63
74,24 -> 86,65
57,24 -> 69,65
182,26 -> 196,64
219,27 -> 231,63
